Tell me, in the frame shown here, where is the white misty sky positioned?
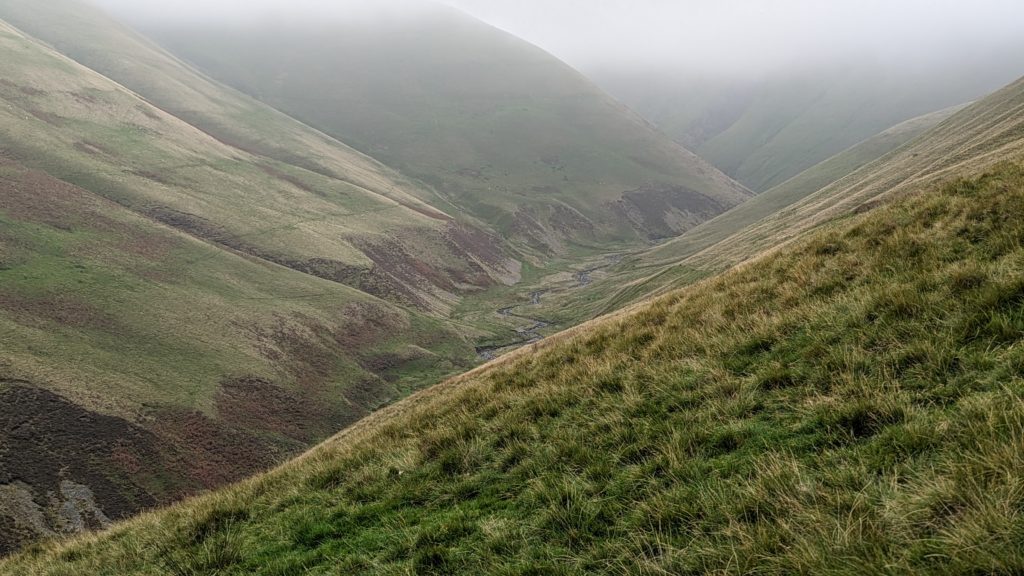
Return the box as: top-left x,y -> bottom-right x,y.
442,0 -> 1024,73
91,0 -> 1024,75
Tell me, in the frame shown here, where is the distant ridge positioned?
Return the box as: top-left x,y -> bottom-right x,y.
140,3 -> 752,254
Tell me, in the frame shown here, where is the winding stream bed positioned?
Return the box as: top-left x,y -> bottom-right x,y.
475,255 -> 624,360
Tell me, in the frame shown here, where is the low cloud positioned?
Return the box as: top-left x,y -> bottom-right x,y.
91,0 -> 1024,76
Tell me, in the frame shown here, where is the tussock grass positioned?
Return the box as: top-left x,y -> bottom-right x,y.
4,165 -> 1024,574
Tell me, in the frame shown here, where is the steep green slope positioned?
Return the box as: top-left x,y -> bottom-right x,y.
139,5 -> 751,255
0,0 -> 439,215
594,58 -> 1024,191
0,5 -> 529,551
683,76 -> 1024,271
640,105 -> 963,268
550,77 -> 1024,320
0,3 -> 519,315
488,104 -> 965,326
5,160 -> 1022,574
0,155 -> 475,553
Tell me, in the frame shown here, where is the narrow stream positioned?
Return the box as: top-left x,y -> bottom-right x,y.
476,291 -> 551,360
475,255 -> 624,360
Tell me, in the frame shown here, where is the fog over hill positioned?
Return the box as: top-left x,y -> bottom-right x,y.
92,0 -> 1024,192
93,0 -> 1024,75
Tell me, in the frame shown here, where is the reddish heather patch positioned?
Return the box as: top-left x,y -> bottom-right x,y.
288,256 -> 432,310
216,376 -> 359,444
444,221 -> 512,274
549,203 -> 596,236
507,203 -> 597,255
149,206 -> 246,254
0,291 -> 117,331
0,159 -> 180,262
510,210 -> 562,254
612,185 -> 728,240
148,408 -> 286,491
253,303 -> 406,380
109,441 -> 145,475
0,163 -> 80,231
352,231 -> 502,304
0,382 -> 165,552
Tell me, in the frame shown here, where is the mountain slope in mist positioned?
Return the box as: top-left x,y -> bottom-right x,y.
0,0 -> 746,551
0,151 -> 475,552
139,3 -> 752,255
0,0 -> 521,315
570,75 -> 1024,316
595,57 -> 1024,191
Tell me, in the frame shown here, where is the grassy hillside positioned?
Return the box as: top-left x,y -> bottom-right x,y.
5,159 -> 1022,573
594,57 -> 1024,191
139,5 -> 751,255
493,104 -> 964,326
0,4 -> 531,551
641,105 -> 963,267
0,1 -> 520,315
681,76 -> 1024,272
0,155 -> 476,553
0,0 -> 441,215
545,77 -> 1024,321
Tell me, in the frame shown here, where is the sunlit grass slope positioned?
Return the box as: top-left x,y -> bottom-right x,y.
141,4 -> 751,254
7,161 -> 1023,574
